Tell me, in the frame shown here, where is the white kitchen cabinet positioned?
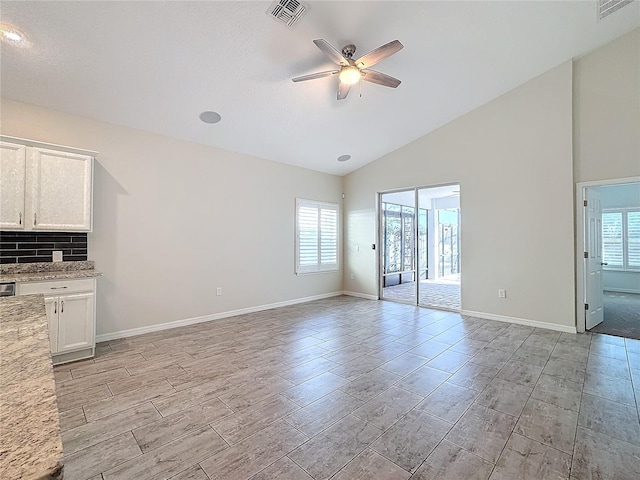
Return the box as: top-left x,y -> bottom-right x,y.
0,142 -> 27,229
43,297 -> 59,353
31,147 -> 93,231
18,278 -> 96,365
56,292 -> 94,353
0,136 -> 96,232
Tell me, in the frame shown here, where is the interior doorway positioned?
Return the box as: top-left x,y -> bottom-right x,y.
379,184 -> 461,310
579,180 -> 640,339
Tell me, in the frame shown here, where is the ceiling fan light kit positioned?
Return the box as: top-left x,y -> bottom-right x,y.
292,38 -> 404,100
0,23 -> 29,47
339,66 -> 361,85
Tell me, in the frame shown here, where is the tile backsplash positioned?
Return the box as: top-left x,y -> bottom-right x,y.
0,231 -> 88,264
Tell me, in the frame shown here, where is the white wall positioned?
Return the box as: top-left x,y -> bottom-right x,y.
573,29 -> 640,315
603,272 -> 640,294
343,61 -> 576,330
574,28 -> 640,183
597,183 -> 640,209
1,98 -> 343,336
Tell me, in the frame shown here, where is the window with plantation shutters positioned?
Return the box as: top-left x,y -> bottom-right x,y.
628,211 -> 640,268
603,211 -> 623,268
602,209 -> 640,271
296,199 -> 339,274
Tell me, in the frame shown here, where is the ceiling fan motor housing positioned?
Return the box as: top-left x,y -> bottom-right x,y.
341,44 -> 356,59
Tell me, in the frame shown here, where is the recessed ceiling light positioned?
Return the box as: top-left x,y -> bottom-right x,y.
0,24 -> 27,46
337,154 -> 351,162
199,111 -> 222,124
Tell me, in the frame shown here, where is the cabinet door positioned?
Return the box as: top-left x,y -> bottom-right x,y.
44,296 -> 59,353
0,142 -> 27,229
30,147 -> 93,231
57,292 -> 94,353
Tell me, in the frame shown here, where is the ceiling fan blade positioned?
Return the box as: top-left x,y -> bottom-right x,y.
292,70 -> 339,82
355,40 -> 404,69
337,82 -> 352,100
313,39 -> 350,66
361,69 -> 401,88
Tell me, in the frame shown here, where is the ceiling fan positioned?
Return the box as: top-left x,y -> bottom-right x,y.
292,39 -> 404,100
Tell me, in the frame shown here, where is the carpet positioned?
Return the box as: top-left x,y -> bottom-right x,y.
590,291 -> 640,340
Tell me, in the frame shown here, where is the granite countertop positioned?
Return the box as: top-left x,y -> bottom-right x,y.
1,260 -> 102,283
0,294 -> 64,480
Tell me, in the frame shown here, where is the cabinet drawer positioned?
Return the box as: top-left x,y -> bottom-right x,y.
18,278 -> 95,295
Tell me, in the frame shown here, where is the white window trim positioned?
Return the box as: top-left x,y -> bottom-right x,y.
295,198 -> 339,275
602,207 -> 640,272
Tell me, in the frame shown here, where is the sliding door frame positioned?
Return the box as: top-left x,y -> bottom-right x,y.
377,182 -> 461,311
377,187 -> 419,306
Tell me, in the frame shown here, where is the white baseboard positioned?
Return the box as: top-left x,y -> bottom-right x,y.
98,292 -> 578,343
342,290 -> 378,300
96,291 -> 345,343
604,288 -> 640,295
461,310 -> 577,334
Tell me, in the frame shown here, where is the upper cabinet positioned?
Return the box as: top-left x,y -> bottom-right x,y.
31,148 -> 93,231
0,142 -> 27,229
0,137 -> 96,232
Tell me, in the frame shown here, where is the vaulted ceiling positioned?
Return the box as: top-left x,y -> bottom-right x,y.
1,1 -> 638,175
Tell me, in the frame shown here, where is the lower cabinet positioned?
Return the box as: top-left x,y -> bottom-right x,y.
18,278 -> 96,365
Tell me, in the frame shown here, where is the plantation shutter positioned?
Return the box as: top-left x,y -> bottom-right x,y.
602,212 -> 623,268
296,199 -> 339,274
627,211 -> 640,268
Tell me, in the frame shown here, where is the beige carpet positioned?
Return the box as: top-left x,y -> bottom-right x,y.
590,291 -> 640,340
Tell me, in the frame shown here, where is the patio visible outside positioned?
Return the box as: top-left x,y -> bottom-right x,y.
383,274 -> 461,310
381,186 -> 461,311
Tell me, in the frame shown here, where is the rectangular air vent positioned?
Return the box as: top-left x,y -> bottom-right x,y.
598,0 -> 633,20
266,0 -> 309,28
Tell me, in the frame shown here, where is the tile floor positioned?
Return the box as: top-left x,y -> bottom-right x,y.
53,296 -> 640,480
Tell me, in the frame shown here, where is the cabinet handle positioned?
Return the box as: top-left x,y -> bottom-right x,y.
61,301 -> 64,313
54,301 -> 57,314
19,212 -> 22,225
50,286 -> 68,290
34,213 -> 37,226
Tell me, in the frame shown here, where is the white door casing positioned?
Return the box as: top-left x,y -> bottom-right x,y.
585,188 -> 604,329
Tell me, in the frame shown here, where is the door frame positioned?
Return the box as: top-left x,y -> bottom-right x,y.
377,181 -> 461,309
377,187 -> 418,306
575,176 -> 640,332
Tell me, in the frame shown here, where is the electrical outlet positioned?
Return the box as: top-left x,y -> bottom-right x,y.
52,251 -> 63,262
216,287 -> 222,296
350,274 -> 355,280
498,289 -> 506,298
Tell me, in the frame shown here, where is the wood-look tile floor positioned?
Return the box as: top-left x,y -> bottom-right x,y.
53,296 -> 640,480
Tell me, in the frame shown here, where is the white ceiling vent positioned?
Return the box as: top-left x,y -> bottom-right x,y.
598,0 -> 634,20
266,0 -> 309,28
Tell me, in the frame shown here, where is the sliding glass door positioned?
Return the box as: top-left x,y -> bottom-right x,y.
380,190 -> 417,305
379,184 -> 461,311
